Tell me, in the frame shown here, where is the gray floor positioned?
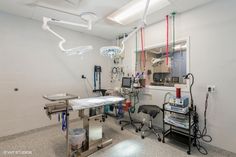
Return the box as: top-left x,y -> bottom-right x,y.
0,118 -> 235,157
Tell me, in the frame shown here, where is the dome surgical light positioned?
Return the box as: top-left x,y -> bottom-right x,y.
100,0 -> 151,58
100,26 -> 141,58
42,12 -> 96,55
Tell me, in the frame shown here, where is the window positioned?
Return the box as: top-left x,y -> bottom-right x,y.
135,40 -> 188,87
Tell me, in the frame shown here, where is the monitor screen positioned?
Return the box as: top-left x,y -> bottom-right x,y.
121,77 -> 132,88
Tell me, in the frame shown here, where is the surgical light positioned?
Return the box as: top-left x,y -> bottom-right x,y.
42,12 -> 96,55
100,46 -> 122,58
107,0 -> 170,25
100,24 -> 144,58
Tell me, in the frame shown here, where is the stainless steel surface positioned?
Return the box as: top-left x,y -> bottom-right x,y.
69,96 -> 125,111
83,114 -> 103,148
43,95 -> 120,157
43,93 -> 78,157
89,115 -> 103,146
78,109 -> 85,119
44,102 -> 72,118
43,93 -> 78,101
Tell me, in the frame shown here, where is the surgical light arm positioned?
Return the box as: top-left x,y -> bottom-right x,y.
120,24 -> 144,53
43,17 -> 92,30
121,0 -> 150,47
42,17 -> 93,55
100,0 -> 150,57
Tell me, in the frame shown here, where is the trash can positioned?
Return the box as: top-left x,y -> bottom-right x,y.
68,128 -> 86,148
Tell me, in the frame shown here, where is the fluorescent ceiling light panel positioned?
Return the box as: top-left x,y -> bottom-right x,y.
107,0 -> 170,25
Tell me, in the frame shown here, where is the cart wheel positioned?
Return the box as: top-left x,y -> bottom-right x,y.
187,151 -> 191,155
121,127 -> 123,131
141,136 -> 144,139
158,138 -> 162,142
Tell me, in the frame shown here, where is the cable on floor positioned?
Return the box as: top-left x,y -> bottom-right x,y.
192,92 -> 212,155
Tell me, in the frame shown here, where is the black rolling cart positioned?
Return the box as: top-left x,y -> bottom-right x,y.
162,103 -> 197,155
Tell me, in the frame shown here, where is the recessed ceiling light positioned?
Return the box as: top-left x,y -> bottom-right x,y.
107,0 -> 170,25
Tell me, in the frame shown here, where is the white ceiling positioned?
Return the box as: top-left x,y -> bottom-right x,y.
0,0 -> 213,40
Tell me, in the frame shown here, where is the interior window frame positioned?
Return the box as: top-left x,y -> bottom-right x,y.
133,37 -> 190,92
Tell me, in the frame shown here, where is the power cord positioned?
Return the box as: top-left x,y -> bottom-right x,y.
184,73 -> 212,155
193,91 -> 212,155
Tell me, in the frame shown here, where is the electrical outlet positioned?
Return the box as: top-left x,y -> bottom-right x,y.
207,85 -> 215,92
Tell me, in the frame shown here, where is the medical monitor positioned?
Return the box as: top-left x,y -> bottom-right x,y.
121,77 -> 132,88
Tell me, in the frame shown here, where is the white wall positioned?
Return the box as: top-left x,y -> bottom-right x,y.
0,12 -> 112,137
123,0 -> 236,153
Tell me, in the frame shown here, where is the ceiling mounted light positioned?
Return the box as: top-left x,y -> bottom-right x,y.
107,0 -> 170,25
42,12 -> 96,55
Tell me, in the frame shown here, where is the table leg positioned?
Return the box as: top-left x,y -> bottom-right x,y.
66,100 -> 70,157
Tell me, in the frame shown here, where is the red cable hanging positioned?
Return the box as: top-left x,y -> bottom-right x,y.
143,27 -> 146,67
166,15 -> 169,65
141,27 -> 145,71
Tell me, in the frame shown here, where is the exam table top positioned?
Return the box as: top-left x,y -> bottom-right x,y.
43,93 -> 78,101
69,96 -> 124,111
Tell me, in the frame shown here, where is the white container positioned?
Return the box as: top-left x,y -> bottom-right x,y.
68,128 -> 86,148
